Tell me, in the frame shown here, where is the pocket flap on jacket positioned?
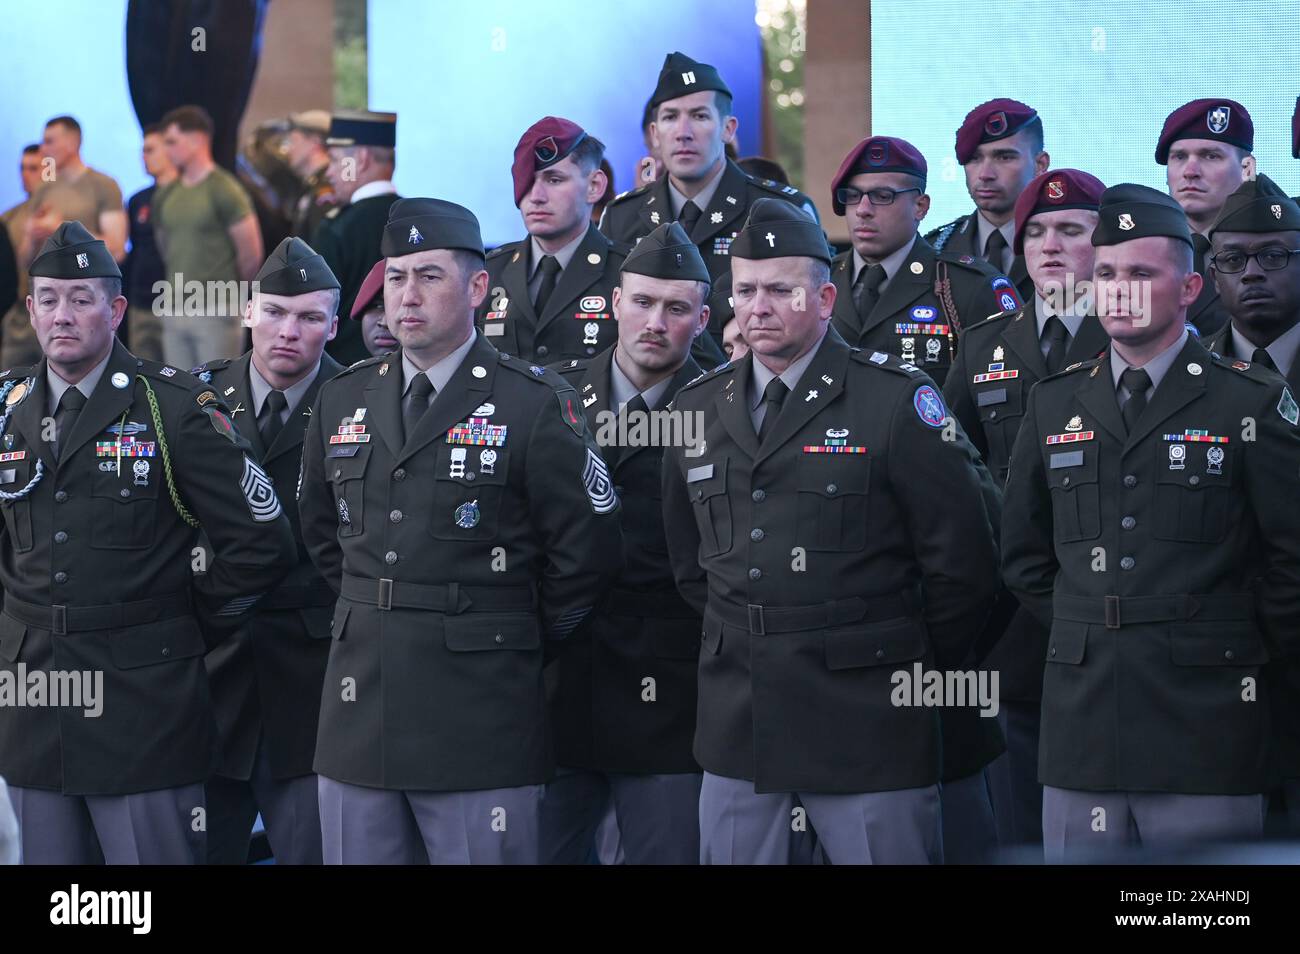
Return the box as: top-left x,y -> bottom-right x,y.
1170,622 -> 1267,666
110,618 -> 206,669
701,614 -> 723,655
1047,620 -> 1088,665
824,616 -> 928,671
444,613 -> 541,652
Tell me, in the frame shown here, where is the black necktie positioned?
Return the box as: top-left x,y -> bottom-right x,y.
1192,232 -> 1211,274
53,386 -> 86,461
610,393 -> 649,467
1251,347 -> 1277,372
1042,316 -> 1070,374
678,200 -> 702,236
756,377 -> 789,443
984,229 -> 1008,269
257,389 -> 288,449
534,255 -> 562,314
1120,368 -> 1153,434
853,264 -> 887,321
403,373 -> 436,442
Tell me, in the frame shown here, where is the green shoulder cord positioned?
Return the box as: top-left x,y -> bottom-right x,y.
139,374 -> 200,528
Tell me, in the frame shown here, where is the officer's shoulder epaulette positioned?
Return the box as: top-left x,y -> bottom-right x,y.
606,239 -> 635,261
550,358 -> 590,380
849,348 -> 929,378
334,354 -> 387,378
924,215 -> 969,252
1209,350 -> 1279,385
959,307 -> 1018,336
0,365 -> 34,381
936,245 -> 999,274
486,240 -> 522,261
1040,353 -> 1107,384
189,357 -> 234,375
749,176 -> 800,197
608,181 -> 654,205
136,359 -> 205,389
497,351 -> 572,388
677,359 -> 734,394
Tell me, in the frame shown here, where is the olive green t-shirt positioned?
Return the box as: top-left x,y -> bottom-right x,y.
154,166 -> 254,295
29,166 -> 122,239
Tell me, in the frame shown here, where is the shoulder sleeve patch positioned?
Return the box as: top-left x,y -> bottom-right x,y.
557,388 -> 586,435
1279,387 -> 1299,426
914,384 -> 948,428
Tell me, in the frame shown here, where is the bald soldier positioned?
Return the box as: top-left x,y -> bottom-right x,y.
299,198 -> 623,864
663,199 -> 1000,864
197,238 -> 345,865
926,99 -> 1047,306
1202,176 -> 1300,831
0,223 -> 296,863
946,169 -> 1110,847
541,222 -> 710,864
829,135 -> 1019,388
1156,98 -> 1255,338
601,52 -> 818,349
1001,185 -> 1300,861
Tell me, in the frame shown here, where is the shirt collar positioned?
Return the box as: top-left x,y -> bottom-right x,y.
46,348 -> 112,416
401,332 -> 477,396
975,212 -> 1015,251
1111,328 -> 1189,394
350,179 -> 397,204
1230,321 -> 1300,379
668,161 -> 726,218
852,233 -> 918,288
248,354 -> 320,418
1034,294 -> 1087,340
750,326 -> 829,411
610,349 -> 674,410
528,228 -> 587,278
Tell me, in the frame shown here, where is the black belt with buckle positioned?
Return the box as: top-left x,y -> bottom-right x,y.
1054,593 -> 1255,631
706,587 -> 920,636
3,591 -> 193,636
340,574 -> 535,614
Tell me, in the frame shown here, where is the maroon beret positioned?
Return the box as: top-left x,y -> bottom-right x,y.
1012,169 -> 1105,254
350,259 -> 384,320
955,99 -> 1038,164
1155,98 -> 1252,164
830,136 -> 927,216
1292,96 -> 1299,159
511,116 -> 589,207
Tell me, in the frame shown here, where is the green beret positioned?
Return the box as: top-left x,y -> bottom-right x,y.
621,222 -> 710,284
1208,174 -> 1300,236
29,221 -> 121,280
1091,183 -> 1192,248
730,198 -> 831,263
382,197 -> 484,259
254,237 -> 340,296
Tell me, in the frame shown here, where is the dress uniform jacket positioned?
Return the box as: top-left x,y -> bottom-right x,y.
945,307 -> 1110,703
662,327 -> 1001,793
0,340 -> 297,795
299,332 -> 624,791
1203,323 -> 1300,782
477,224 -> 629,365
546,348 -> 703,774
199,350 -> 344,781
1001,336 -> 1300,793
1187,235 -> 1230,337
600,161 -> 819,341
925,213 -> 1035,306
830,235 -> 1017,388
312,192 -> 400,365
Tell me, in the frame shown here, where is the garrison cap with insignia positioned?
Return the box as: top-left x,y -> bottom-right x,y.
1092,183 -> 1192,248
955,98 -> 1038,164
512,116 -> 589,207
1155,98 -> 1252,164
381,197 -> 484,258
254,236 -> 340,295
1208,173 -> 1300,236
29,220 -> 121,279
830,136 -> 927,216
708,270 -> 734,325
730,197 -> 832,263
325,109 -> 397,148
1012,168 -> 1105,254
350,259 -> 385,320
621,221 -> 710,283
649,51 -> 731,111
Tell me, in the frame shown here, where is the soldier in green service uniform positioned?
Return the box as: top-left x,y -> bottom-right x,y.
0,222 -> 296,864
829,135 -> 1021,389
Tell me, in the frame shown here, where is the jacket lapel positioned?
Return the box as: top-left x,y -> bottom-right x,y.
60,341 -> 142,468
1073,349 -> 1127,446
999,308 -> 1047,379
500,243 -> 537,329
222,351 -> 262,455
578,347 -> 614,431
362,352 -> 405,458
398,334 -> 497,463
830,253 -> 862,339
617,354 -> 704,470
264,352 -> 343,465
755,329 -> 850,466
638,176 -> 674,234
715,357 -> 757,460
1122,337 -> 1209,452
537,225 -> 608,330
690,161 -> 748,243
862,238 -> 931,334
9,365 -> 55,473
